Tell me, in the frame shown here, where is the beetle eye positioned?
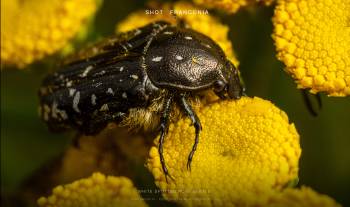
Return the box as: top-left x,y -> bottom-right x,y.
214,80 -> 226,92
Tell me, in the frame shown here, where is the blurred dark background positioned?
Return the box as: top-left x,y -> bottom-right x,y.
1,0 -> 350,206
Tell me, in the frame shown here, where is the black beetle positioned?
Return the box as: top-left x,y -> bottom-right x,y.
39,21 -> 245,179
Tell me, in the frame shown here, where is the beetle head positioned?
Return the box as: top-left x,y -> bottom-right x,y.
215,61 -> 245,99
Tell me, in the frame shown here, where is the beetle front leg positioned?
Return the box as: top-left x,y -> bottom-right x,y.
159,94 -> 174,181
178,93 -> 202,171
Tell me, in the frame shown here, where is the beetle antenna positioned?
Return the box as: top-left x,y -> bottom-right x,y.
170,4 -> 188,28
301,89 -> 322,117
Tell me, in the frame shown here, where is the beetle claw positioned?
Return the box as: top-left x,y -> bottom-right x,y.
187,160 -> 192,171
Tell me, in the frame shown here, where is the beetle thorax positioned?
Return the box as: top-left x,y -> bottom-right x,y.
144,27 -> 227,92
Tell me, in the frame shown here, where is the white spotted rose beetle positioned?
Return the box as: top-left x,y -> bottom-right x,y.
39,21 -> 245,178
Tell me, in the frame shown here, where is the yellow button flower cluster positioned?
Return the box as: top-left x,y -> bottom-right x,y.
1,0 -> 97,68
34,97 -> 342,207
273,0 -> 350,96
37,174 -> 341,207
10,1 -> 341,206
146,97 -> 301,206
37,172 -> 147,207
192,0 -> 275,13
57,130 -> 152,184
263,186 -> 341,207
116,1 -> 239,67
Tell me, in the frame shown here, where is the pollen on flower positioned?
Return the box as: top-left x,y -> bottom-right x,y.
192,0 -> 275,14
272,0 -> 350,96
37,172 -> 148,207
146,97 -> 301,206
262,186 -> 342,207
116,1 -> 239,67
1,0 -> 97,68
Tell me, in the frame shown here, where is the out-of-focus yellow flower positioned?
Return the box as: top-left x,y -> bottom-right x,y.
1,0 -> 98,68
37,172 -> 148,207
193,0 -> 275,14
146,97 -> 301,206
262,186 -> 342,207
116,1 -> 239,66
17,128 -> 153,206
272,0 -> 350,96
58,128 -> 152,184
58,135 -> 123,184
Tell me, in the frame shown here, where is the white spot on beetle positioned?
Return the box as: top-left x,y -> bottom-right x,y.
80,65 -> 93,77
51,102 -> 58,118
94,70 -> 106,76
130,74 -> 139,80
122,92 -> 127,99
163,31 -> 173,35
134,29 -> 142,35
127,43 -> 133,48
152,56 -> 163,62
66,80 -> 73,87
91,94 -> 97,105
107,88 -> 114,95
43,105 -> 51,121
119,66 -> 124,72
52,102 -> 68,120
120,44 -> 128,51
69,88 -> 76,97
202,43 -> 211,48
119,79 -> 123,82
61,110 -> 68,119
72,91 -> 81,113
176,55 -> 183,60
94,82 -> 102,88
184,36 -> 192,40
100,104 -> 109,112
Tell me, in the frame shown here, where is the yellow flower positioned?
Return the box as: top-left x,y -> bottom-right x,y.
1,0 -> 98,68
146,97 -> 301,206
37,172 -> 148,207
192,0 -> 275,14
272,0 -> 350,96
116,1 -> 239,66
262,186 -> 342,207
57,129 -> 153,184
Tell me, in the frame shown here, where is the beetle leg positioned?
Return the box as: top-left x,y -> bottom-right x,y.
169,5 -> 188,28
178,94 -> 202,171
159,94 -> 174,182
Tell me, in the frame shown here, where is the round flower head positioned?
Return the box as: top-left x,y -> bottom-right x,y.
37,172 -> 148,207
116,1 -> 239,66
57,129 -> 153,184
273,0 -> 350,96
1,0 -> 97,68
146,97 -> 301,206
262,186 -> 342,207
192,0 -> 275,14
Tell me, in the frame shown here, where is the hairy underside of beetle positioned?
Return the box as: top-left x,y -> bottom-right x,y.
120,90 -> 205,133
